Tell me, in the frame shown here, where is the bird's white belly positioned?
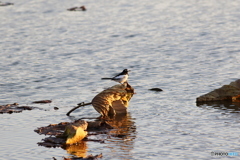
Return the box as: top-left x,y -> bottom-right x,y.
112,75 -> 128,83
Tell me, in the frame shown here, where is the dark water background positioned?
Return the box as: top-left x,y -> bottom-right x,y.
1,0 -> 240,159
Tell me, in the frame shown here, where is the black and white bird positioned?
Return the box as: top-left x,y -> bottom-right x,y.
101,69 -> 130,84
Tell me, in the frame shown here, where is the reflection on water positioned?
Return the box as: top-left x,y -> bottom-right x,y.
105,113 -> 136,159
63,141 -> 87,158
2,0 -> 240,159
108,113 -> 136,139
197,101 -> 240,112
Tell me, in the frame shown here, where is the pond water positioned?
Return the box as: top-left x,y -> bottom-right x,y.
1,0 -> 240,159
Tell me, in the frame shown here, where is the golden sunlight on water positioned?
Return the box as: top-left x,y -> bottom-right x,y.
1,0 -> 240,159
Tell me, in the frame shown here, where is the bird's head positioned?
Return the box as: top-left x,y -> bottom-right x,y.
123,69 -> 130,74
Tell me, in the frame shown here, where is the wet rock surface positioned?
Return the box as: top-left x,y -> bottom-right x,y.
34,113 -> 136,160
148,88 -> 163,92
0,2 -> 14,6
67,6 -> 86,11
0,103 -> 37,114
54,153 -> 102,160
32,100 -> 52,104
35,120 -> 113,148
91,83 -> 134,117
197,79 -> 240,102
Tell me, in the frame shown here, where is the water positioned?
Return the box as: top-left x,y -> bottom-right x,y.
1,0 -> 240,159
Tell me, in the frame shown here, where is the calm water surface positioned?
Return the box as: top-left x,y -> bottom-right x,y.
1,0 -> 240,159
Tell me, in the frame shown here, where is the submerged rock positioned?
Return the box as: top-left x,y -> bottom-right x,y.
67,6 -> 86,11
0,2 -> 14,6
32,100 -> 52,104
56,153 -> 102,160
148,88 -> 163,92
196,79 -> 240,102
35,120 -> 113,147
0,103 -> 36,114
36,114 -> 136,159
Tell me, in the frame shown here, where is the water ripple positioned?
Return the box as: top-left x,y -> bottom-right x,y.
1,0 -> 240,159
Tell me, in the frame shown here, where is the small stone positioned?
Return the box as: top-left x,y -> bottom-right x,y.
149,88 -> 163,92
32,100 -> 52,104
0,2 -> 14,6
67,6 -> 86,11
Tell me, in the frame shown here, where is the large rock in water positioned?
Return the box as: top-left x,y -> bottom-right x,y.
196,79 -> 240,102
91,82 -> 134,118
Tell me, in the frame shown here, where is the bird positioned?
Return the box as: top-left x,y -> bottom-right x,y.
101,69 -> 130,84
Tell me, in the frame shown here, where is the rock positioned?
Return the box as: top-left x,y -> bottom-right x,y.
35,120 -> 114,147
196,79 -> 240,102
35,122 -> 69,136
32,100 -> 52,103
229,79 -> 240,89
62,120 -> 88,145
91,82 -> 134,118
0,2 -> 14,6
36,114 -> 136,159
148,88 -> 163,92
61,153 -> 102,160
67,6 -> 86,11
0,103 -> 36,114
87,121 -> 113,131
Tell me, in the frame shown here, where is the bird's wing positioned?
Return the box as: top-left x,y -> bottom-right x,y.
112,74 -> 126,80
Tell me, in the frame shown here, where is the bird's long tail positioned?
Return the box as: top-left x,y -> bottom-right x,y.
101,78 -> 112,80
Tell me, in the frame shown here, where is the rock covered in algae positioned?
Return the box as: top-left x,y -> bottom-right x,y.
91,82 -> 134,117
197,79 -> 240,102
